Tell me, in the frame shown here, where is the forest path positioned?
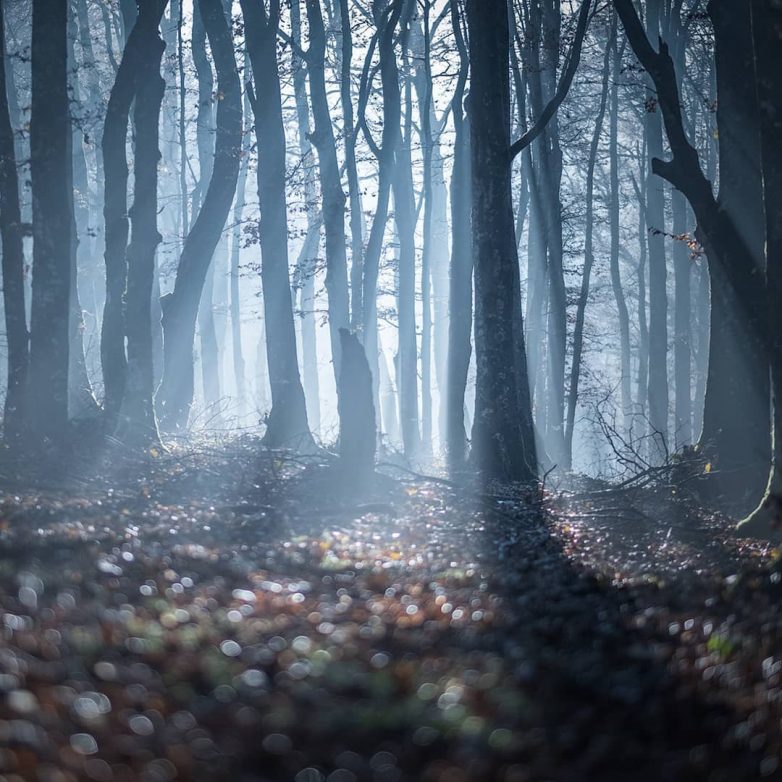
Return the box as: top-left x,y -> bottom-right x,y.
0,441 -> 779,781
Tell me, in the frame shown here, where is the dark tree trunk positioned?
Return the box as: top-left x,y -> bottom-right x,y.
644,0 -> 669,460
115,0 -> 168,447
609,31 -> 632,425
700,0 -> 769,506
156,0 -> 241,431
337,329 -> 376,484
616,0 -> 769,508
27,0 -> 72,444
445,0 -> 471,472
305,0 -> 350,383
0,0 -> 27,442
240,0 -> 311,448
101,12 -> 143,424
466,0 -> 536,483
740,0 -> 782,533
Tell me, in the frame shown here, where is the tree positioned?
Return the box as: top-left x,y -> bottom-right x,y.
0,0 -> 27,443
738,0 -> 782,535
466,0 -> 536,483
156,0 -> 242,432
305,0 -> 350,383
27,0 -> 72,445
240,0 -> 311,448
115,0 -> 169,447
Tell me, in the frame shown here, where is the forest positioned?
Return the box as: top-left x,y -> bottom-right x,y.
0,0 -> 781,779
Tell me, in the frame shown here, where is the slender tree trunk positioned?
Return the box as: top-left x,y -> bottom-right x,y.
445,0 -> 471,471
565,23 -> 612,470
67,8 -> 99,420
156,0 -> 241,431
191,3 -> 221,420
0,0 -> 27,442
306,0 -> 350,383
392,64 -> 421,459
230,90 -> 251,418
413,5 -> 434,456
609,32 -> 632,425
291,0 -> 321,435
362,2 -> 403,434
240,0 -> 310,448
644,0 -> 670,460
101,13 -> 143,424
27,0 -> 72,444
116,0 -> 167,447
338,0 -> 364,331
466,0 -> 536,483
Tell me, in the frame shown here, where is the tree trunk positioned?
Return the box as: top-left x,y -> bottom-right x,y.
305,0 -> 350,383
0,0 -> 27,442
609,31 -> 632,426
644,0 -> 669,461
101,11 -> 142,424
115,0 -> 168,448
291,0 -> 321,436
338,0 -> 364,332
27,0 -> 72,445
230,89 -> 251,419
240,0 -> 311,448
445,0 -> 471,472
361,2 -> 403,435
565,22 -> 612,470
739,0 -> 782,534
700,0 -> 769,506
156,0 -> 241,431
392,65 -> 420,459
466,0 -> 536,483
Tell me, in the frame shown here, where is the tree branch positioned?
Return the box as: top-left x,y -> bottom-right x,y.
508,0 -> 592,161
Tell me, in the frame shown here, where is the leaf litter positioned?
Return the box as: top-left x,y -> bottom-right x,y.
0,439 -> 780,781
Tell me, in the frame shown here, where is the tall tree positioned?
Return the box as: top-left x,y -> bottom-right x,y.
305,0 -> 350,382
115,0 -> 169,447
27,0 -> 72,445
0,0 -> 27,442
739,0 -> 782,534
466,0 -> 536,483
156,0 -> 241,431
445,0 -> 472,471
565,21 -> 613,469
240,0 -> 311,447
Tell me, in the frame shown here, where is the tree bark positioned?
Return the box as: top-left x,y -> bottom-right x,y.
305,0 -> 350,384
466,0 -> 536,483
565,22 -> 612,470
240,0 -> 311,448
739,0 -> 782,533
609,31 -> 632,426
27,0 -> 72,444
115,0 -> 168,447
0,0 -> 27,442
445,0 -> 471,472
156,0 -> 241,432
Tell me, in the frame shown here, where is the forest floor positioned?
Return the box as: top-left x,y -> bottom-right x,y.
0,437 -> 780,782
